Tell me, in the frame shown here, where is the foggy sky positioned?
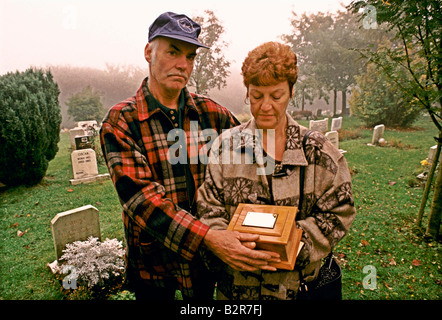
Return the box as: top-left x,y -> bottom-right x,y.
0,0 -> 351,75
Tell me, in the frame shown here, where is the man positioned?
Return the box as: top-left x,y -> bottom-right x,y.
100,12 -> 279,300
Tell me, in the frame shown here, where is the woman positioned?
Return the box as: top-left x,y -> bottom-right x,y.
197,41 -> 356,300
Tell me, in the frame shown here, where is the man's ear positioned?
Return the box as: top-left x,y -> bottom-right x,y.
144,43 -> 152,63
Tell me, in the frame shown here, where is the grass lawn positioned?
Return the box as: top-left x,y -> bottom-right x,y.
0,116 -> 441,300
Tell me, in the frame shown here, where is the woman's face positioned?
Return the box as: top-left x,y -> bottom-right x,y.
249,81 -> 292,130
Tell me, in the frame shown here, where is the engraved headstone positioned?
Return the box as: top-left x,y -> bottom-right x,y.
309,118 -> 328,133
325,131 -> 339,149
74,135 -> 93,150
70,148 -> 110,185
71,148 -> 98,179
51,205 -> 101,261
69,128 -> 85,150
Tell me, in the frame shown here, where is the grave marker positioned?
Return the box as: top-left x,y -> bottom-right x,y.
371,124 -> 385,145
325,131 -> 339,149
70,148 -> 109,185
325,130 -> 347,154
331,117 -> 343,131
74,135 -> 93,150
309,118 -> 328,133
69,128 -> 85,150
51,205 -> 101,261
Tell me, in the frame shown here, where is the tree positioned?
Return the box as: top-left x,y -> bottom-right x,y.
350,46 -> 423,128
0,68 -> 61,186
282,10 -> 367,116
349,0 -> 442,239
66,86 -> 105,123
189,10 -> 230,95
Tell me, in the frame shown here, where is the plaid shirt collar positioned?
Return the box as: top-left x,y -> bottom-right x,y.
136,77 -> 199,122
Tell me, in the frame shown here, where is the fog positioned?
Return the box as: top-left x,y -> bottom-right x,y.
1,0 -> 351,125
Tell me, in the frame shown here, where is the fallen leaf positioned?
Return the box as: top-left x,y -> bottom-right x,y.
10,222 -> 19,228
361,239 -> 369,246
388,181 -> 397,186
412,259 -> 421,266
34,201 -> 39,206
67,189 -> 74,193
17,229 -> 26,237
383,282 -> 393,290
389,258 -> 397,266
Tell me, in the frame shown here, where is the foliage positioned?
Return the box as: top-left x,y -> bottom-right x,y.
66,86 -> 105,123
350,62 -> 422,127
282,10 -> 369,115
189,10 -> 230,95
50,64 -> 148,128
349,0 -> 442,239
0,68 -> 62,186
55,236 -> 125,288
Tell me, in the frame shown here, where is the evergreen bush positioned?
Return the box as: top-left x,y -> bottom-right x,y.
0,68 -> 62,186
349,63 -> 422,128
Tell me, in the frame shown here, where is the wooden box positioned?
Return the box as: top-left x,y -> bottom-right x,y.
227,203 -> 303,270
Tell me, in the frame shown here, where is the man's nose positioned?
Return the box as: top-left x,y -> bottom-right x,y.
175,55 -> 188,70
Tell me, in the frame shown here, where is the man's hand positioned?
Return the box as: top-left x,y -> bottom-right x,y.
203,229 -> 280,272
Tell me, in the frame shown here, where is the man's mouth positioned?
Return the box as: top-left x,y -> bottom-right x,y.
168,74 -> 187,81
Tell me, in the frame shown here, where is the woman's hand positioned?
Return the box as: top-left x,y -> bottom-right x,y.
203,229 -> 280,272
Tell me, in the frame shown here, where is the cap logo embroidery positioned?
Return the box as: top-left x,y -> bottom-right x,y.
177,17 -> 194,33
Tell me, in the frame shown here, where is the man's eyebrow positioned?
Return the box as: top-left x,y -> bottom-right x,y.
170,44 -> 181,52
170,43 -> 197,57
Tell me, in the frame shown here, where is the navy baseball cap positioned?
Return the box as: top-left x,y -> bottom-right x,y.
148,12 -> 209,49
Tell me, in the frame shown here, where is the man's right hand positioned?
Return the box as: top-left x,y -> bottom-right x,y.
203,229 -> 281,272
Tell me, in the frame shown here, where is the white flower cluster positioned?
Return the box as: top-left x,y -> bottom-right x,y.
57,236 -> 125,288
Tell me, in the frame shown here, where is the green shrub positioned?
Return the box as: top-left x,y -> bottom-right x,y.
349,63 -> 422,128
0,68 -> 62,186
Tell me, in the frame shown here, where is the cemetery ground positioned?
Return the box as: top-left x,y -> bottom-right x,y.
0,116 -> 441,300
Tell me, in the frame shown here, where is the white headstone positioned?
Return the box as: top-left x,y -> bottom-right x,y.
71,148 -> 98,179
331,117 -> 343,131
372,124 -> 385,145
77,120 -> 100,135
69,148 -> 110,185
309,119 -> 328,133
69,127 -> 86,150
51,205 -> 101,261
325,131 -> 339,149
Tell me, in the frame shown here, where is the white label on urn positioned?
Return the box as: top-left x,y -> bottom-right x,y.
242,212 -> 278,229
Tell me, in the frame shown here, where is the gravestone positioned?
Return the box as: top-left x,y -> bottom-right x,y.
331,117 -> 343,131
371,124 -> 385,145
70,148 -> 110,185
51,205 -> 101,261
74,135 -> 93,150
69,128 -> 86,150
309,118 -> 328,133
325,131 -> 339,149
325,131 -> 347,154
77,120 -> 100,135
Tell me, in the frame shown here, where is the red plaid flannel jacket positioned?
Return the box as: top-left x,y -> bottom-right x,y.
100,77 -> 239,296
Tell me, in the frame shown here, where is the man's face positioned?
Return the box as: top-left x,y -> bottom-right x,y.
145,37 -> 198,95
